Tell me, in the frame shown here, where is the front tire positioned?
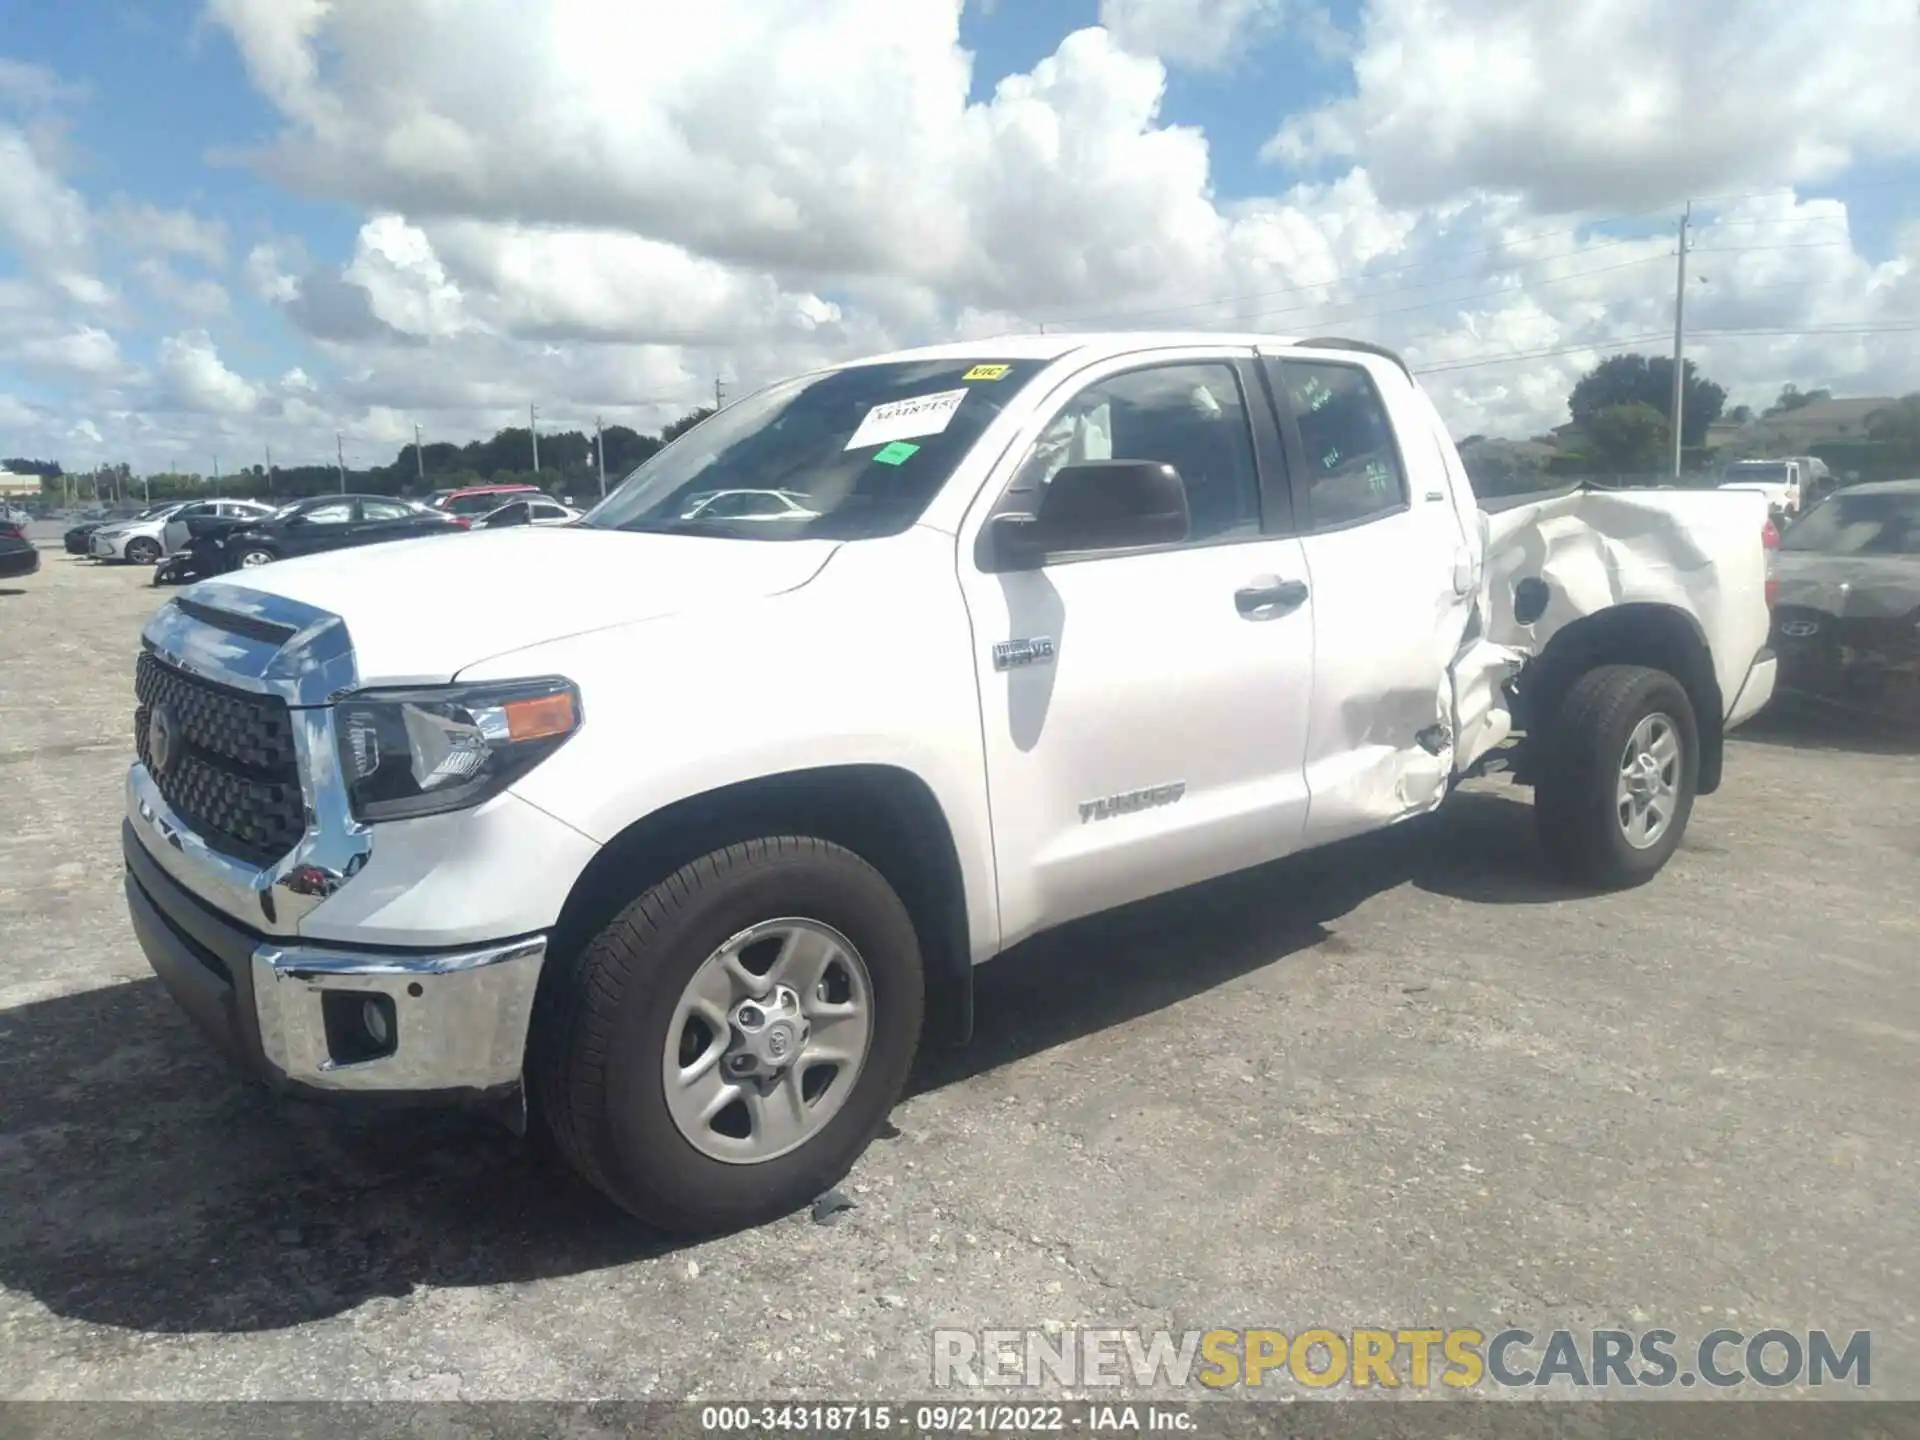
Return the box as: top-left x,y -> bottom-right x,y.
124,537 -> 160,565
531,836 -> 925,1233
1533,664 -> 1699,889
235,546 -> 277,568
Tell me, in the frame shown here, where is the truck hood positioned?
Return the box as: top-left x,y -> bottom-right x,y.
184,527 -> 843,686
1771,549 -> 1920,618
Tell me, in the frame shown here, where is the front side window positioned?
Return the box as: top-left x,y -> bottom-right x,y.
1272,360 -> 1408,529
301,502 -> 354,526
1012,361 -> 1262,545
584,358 -> 1049,541
361,500 -> 413,521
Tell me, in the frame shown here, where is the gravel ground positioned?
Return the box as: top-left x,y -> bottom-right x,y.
1,549 -> 1916,1406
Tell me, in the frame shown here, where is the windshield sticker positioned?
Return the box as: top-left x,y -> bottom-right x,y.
872,440 -> 921,466
963,363 -> 1012,382
844,388 -> 968,451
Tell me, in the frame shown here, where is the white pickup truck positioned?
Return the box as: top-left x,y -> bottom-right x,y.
122,333 -> 1779,1232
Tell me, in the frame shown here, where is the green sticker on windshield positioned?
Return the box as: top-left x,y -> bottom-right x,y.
872,441 -> 920,466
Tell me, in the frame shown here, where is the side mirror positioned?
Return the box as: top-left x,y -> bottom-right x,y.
989,460 -> 1190,570
284,513 -> 307,526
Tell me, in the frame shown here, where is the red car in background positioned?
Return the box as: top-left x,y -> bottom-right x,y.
429,484 -> 544,525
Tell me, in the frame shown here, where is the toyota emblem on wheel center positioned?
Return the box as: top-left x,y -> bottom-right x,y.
1781,619 -> 1821,638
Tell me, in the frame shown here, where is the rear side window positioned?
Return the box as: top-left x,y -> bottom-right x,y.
1268,360 -> 1408,530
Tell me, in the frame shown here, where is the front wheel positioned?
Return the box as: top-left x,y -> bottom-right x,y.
124,536 -> 161,565
234,546 -> 277,569
531,836 -> 925,1233
1533,664 -> 1699,889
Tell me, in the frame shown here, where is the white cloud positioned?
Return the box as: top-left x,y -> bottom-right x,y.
108,203 -> 230,268
1268,0 -> 1920,213
1099,0 -> 1344,70
0,124 -> 106,305
133,258 -> 231,318
8,325 -> 126,379
6,1 -> 1917,473
155,330 -> 260,414
0,58 -> 86,110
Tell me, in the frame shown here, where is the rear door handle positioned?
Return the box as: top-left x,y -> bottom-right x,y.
1234,576 -> 1309,617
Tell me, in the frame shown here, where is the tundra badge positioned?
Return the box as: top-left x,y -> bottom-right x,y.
1080,782 -> 1187,824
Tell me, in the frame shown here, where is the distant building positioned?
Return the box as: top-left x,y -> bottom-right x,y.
0,469 -> 44,498
1731,397 -> 1898,456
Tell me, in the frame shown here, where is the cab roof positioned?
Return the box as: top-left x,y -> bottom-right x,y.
837,332 -> 1413,379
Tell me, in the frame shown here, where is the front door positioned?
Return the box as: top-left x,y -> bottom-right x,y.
956,349 -> 1318,949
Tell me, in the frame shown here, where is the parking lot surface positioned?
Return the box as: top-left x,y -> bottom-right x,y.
2,550 -> 1916,1401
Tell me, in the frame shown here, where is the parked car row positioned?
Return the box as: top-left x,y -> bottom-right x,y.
50,484 -> 586,586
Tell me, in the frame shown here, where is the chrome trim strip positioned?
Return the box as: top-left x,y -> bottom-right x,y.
252,937 -> 546,1093
126,700 -> 373,937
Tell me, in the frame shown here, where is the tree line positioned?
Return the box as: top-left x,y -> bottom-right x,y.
10,407 -> 716,507
1463,353 -> 1920,497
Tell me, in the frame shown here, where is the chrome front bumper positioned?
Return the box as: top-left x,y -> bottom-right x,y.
123,585 -> 547,1100
126,815 -> 546,1098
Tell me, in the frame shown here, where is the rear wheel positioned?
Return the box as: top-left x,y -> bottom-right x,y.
124,536 -> 160,565
1533,664 -> 1699,889
531,836 -> 924,1233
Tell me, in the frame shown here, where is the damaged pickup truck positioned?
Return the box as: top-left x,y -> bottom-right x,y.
121,333 -> 1778,1232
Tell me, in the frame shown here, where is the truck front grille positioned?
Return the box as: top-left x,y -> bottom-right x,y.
135,650 -> 306,865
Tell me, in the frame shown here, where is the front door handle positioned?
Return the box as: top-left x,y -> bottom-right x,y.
1234,576 -> 1309,617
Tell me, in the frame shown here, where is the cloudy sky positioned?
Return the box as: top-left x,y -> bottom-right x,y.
2,0 -> 1917,474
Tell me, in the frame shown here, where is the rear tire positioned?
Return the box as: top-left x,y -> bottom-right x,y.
531,836 -> 924,1233
1533,664 -> 1699,890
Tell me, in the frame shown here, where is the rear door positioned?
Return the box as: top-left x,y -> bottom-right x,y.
1258,347 -> 1476,845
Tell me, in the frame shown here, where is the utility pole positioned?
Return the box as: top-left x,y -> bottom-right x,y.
1670,202 -> 1691,482
414,423 -> 426,492
714,377 -> 726,410
336,431 -> 347,493
264,444 -> 273,497
595,415 -> 607,499
212,456 -> 220,496
141,470 -> 150,504
529,404 -> 541,474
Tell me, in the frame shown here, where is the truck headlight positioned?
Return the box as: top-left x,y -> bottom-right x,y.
334,678 -> 582,822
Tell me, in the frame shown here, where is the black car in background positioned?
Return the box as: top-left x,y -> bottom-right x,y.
0,517 -> 40,580
63,506 -> 143,554
155,493 -> 464,584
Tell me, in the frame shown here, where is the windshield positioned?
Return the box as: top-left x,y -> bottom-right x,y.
582,358 -> 1048,541
1780,491 -> 1920,556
